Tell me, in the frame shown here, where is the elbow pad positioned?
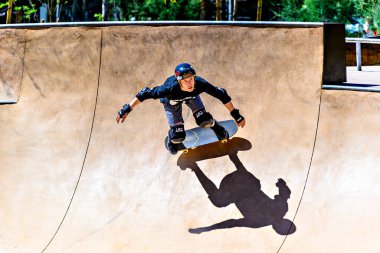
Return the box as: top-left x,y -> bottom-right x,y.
136,87 -> 151,102
218,88 -> 232,104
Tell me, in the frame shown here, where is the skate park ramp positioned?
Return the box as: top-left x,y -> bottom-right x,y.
1,22 -> 379,253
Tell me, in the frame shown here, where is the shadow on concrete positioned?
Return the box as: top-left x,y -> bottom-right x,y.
177,137 -> 296,236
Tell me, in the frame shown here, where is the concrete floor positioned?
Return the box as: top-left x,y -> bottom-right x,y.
347,65 -> 380,85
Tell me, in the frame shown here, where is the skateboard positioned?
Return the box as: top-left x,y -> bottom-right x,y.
165,120 -> 238,153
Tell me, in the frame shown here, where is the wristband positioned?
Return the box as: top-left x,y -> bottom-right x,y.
230,109 -> 244,123
118,104 -> 132,117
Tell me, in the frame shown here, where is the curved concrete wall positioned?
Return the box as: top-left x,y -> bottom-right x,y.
1,23 -> 371,253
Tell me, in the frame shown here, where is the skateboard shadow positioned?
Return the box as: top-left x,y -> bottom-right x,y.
177,137 -> 296,236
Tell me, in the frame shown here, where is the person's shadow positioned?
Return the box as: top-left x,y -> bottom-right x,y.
177,137 -> 296,235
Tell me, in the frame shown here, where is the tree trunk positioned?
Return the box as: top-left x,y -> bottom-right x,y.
82,0 -> 87,20
71,0 -> 77,21
216,0 -> 221,20
6,0 -> 13,24
200,0 -> 206,19
233,0 -> 237,20
102,0 -> 106,21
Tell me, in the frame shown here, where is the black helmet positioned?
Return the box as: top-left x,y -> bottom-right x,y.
174,63 -> 196,80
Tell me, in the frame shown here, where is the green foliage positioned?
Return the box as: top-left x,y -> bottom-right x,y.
272,0 -> 379,35
272,0 -> 356,22
14,4 -> 37,20
2,0 -> 379,29
122,0 -> 201,21
301,0 -> 354,22
270,0 -> 304,21
272,0 -> 380,23
357,0 -> 380,28
0,0 -> 37,22
94,13 -> 103,21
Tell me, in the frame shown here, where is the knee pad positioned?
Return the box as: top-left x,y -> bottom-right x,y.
193,109 -> 214,128
169,125 -> 186,143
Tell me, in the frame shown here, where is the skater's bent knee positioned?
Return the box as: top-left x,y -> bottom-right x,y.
169,125 -> 186,143
193,109 -> 214,128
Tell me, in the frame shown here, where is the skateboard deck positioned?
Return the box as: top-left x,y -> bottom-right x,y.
165,120 -> 238,152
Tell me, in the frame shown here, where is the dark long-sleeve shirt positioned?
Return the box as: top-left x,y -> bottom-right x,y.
136,75 -> 231,105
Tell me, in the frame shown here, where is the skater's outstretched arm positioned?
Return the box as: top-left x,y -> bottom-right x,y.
116,83 -> 171,124
116,97 -> 141,123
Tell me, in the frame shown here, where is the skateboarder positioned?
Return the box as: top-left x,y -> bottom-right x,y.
116,63 -> 246,154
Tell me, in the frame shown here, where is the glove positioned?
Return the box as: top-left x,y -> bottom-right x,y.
230,109 -> 245,124
118,104 -> 132,118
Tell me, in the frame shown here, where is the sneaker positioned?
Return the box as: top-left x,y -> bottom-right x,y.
165,137 -> 178,155
211,121 -> 229,140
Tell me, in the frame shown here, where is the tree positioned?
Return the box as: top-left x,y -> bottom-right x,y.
271,0 -> 356,22
302,0 -> 354,22
0,0 -> 38,22
353,0 -> 379,30
119,0 -> 200,21
270,0 -> 304,21
271,0 -> 379,35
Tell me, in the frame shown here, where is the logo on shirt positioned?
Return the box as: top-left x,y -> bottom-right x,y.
169,96 -> 197,105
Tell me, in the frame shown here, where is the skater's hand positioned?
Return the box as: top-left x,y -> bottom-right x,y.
116,114 -> 127,124
230,109 -> 245,128
237,119 -> 246,128
116,104 -> 132,124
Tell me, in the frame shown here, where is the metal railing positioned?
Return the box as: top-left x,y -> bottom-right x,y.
346,37 -> 380,71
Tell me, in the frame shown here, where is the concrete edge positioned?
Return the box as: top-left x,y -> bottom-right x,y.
322,84 -> 380,92
0,21 -> 326,29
